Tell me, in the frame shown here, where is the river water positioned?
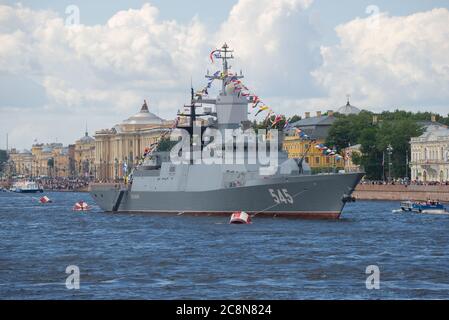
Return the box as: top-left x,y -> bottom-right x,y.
1,191 -> 448,299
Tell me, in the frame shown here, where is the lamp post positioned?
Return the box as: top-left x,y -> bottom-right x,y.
114,158 -> 118,182
90,159 -> 94,181
405,148 -> 409,180
387,144 -> 394,182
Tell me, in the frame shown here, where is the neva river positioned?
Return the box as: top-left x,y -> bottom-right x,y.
1,191 -> 449,299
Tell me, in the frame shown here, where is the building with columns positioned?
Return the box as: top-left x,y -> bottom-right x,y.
74,130 -> 95,178
8,149 -> 33,176
94,100 -> 173,181
410,123 -> 449,182
33,143 -> 74,177
8,143 -> 74,178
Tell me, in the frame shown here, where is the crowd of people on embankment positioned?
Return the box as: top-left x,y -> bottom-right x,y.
36,177 -> 91,191
1,177 -> 125,191
360,179 -> 449,186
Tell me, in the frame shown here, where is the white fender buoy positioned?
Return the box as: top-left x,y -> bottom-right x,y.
229,211 -> 251,224
39,196 -> 52,204
73,201 -> 91,211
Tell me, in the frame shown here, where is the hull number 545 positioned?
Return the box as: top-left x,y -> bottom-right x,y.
268,188 -> 293,204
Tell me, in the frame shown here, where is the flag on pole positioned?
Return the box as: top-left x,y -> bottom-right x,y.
210,49 -> 219,63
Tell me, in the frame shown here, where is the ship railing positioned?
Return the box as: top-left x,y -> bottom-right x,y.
89,182 -> 129,191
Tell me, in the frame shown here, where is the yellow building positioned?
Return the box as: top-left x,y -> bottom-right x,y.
31,143 -> 58,177
283,111 -> 343,169
283,136 -> 343,168
74,130 -> 95,178
94,100 -> 173,181
8,149 -> 33,176
9,143 -> 74,178
32,143 -> 74,177
53,145 -> 74,178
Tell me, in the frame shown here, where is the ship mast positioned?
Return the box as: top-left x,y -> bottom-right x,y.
178,43 -> 249,134
220,43 -> 231,93
206,43 -> 244,96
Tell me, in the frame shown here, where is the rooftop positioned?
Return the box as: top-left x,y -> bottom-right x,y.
417,120 -> 447,130
291,115 -> 336,127
336,97 -> 361,115
122,100 -> 165,126
290,114 -> 337,140
412,123 -> 449,142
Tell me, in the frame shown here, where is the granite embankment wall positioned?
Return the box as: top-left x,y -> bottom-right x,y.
354,184 -> 449,202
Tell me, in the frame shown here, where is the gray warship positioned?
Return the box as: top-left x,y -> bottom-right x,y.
90,44 -> 363,219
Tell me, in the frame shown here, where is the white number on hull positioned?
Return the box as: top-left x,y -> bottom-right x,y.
268,188 -> 294,204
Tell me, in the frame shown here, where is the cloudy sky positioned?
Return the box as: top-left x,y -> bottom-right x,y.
1,0 -> 448,149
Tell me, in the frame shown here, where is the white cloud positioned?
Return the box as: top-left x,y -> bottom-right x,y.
312,8 -> 449,112
215,0 -> 320,98
1,2 -> 449,149
0,3 -> 208,115
0,0 -> 321,148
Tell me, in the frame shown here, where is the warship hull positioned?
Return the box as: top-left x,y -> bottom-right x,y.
90,172 -> 363,219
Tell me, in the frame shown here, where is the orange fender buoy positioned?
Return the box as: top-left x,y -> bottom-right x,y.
73,201 -> 91,211
229,211 -> 251,224
39,196 -> 52,204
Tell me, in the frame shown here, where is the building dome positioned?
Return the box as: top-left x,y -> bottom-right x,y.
337,97 -> 361,115
79,131 -> 94,143
122,100 -> 164,125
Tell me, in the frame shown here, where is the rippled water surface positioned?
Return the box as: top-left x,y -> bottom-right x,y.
1,191 -> 449,299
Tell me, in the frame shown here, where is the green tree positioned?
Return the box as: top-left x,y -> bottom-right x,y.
289,115 -> 302,123
440,114 -> 449,126
47,157 -> 54,177
375,119 -> 422,178
358,126 -> 382,179
326,110 -> 425,179
0,150 -> 7,165
326,110 -> 375,150
156,136 -> 178,152
0,150 -> 7,175
350,152 -> 362,166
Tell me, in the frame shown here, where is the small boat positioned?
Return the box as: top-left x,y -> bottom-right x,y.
400,201 -> 414,211
229,211 -> 252,224
10,180 -> 43,193
73,201 -> 91,211
400,200 -> 447,214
